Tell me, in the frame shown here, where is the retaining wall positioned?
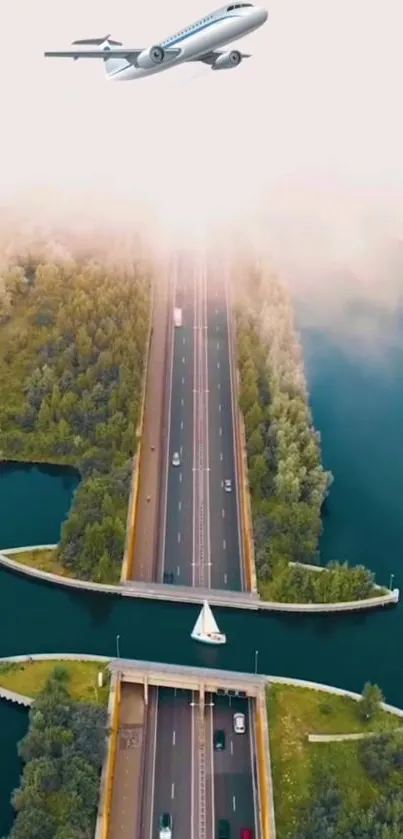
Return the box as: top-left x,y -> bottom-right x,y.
121,278 -> 154,582
0,547 -> 399,612
257,688 -> 276,839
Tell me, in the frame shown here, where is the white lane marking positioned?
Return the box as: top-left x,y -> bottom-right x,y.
218,382 -> 221,389
177,565 -> 180,576
219,403 -> 221,411
183,337 -> 186,344
179,473 -> 182,482
222,509 -> 225,518
182,356 -> 185,363
230,740 -> 233,755
232,795 -> 236,811
215,309 -> 218,314
217,361 -> 220,369
173,730 -> 176,745
171,783 -> 175,799
178,532 -> 181,543
221,480 -> 224,488
220,452 -> 223,461
180,445 -> 183,455
217,342 -> 220,350
216,325 -> 219,332
224,573 -> 228,584
219,427 -> 222,436
223,539 -> 226,549
179,501 -> 182,511
181,397 -> 184,406
181,420 -> 184,429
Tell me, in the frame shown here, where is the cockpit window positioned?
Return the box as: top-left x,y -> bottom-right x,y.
227,4 -> 234,9
227,2 -> 253,8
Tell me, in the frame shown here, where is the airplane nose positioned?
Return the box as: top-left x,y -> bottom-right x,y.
257,7 -> 268,24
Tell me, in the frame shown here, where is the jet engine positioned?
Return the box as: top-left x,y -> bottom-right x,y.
136,45 -> 165,70
212,50 -> 242,70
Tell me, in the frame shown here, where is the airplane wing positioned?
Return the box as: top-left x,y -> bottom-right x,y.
44,47 -> 181,60
191,50 -> 251,65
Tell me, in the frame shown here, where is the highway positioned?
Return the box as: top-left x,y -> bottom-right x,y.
206,269 -> 244,592
141,257 -> 257,839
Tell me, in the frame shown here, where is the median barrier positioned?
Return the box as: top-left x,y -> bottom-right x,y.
122,278 -> 155,582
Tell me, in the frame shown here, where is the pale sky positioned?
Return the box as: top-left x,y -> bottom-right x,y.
1,0 -> 403,338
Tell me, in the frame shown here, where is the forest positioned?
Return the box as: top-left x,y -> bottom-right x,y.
0,232 -> 152,582
232,259 -> 380,602
4,665 -> 107,839
295,730 -> 403,839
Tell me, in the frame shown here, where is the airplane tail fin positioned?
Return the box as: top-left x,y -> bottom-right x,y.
71,35 -> 128,77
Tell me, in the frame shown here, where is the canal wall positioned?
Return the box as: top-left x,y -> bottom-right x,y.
95,668 -> 120,839
0,547 -> 399,612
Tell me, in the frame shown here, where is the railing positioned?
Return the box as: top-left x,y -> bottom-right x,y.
198,709 -> 206,839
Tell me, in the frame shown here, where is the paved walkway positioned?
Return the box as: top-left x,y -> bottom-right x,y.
308,727 -> 403,742
131,267 -> 171,582
108,683 -> 145,839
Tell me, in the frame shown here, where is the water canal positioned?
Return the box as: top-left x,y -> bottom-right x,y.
0,331 -> 402,832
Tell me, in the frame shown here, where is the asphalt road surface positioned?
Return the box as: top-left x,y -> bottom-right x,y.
161,267 -> 195,586
162,262 -> 243,592
206,273 -> 243,592
212,695 -> 257,838
149,687 -> 207,839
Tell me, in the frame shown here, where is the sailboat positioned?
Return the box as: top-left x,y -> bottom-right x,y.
191,600 -> 226,645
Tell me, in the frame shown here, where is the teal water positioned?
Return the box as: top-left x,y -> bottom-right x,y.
0,337 -> 403,833
0,463 -> 79,548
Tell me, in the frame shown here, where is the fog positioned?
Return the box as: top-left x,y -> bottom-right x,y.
1,0 -> 403,348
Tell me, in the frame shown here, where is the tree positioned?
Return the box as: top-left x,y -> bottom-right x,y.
358,682 -> 384,722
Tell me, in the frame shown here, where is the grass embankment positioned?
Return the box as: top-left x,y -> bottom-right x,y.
4,548 -> 74,577
0,659 -> 110,704
268,683 -> 402,838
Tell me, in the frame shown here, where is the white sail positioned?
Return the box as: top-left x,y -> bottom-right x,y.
202,601 -> 220,635
191,601 -> 226,645
191,608 -> 205,638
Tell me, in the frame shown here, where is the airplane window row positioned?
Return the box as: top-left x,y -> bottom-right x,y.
169,15 -> 213,40
227,3 -> 253,9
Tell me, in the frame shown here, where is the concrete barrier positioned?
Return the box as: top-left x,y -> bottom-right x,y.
0,686 -> 32,707
101,670 -> 121,839
0,548 -> 399,613
256,689 -> 274,839
238,408 -> 258,594
121,280 -> 154,582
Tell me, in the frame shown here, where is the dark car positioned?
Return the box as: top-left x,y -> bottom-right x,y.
217,819 -> 230,839
214,729 -> 226,751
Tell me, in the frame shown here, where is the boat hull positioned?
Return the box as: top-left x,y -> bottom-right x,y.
191,632 -> 227,645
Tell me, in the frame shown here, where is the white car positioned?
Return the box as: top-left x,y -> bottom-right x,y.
233,712 -> 246,734
172,452 -> 180,467
224,479 -> 232,492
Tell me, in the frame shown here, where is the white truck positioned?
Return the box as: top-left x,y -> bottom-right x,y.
173,307 -> 182,327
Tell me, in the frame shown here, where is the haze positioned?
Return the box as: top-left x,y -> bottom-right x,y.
1,0 -> 403,350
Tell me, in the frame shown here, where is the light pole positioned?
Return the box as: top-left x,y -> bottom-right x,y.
254,650 -> 259,675
116,634 -> 120,659
389,573 -> 395,591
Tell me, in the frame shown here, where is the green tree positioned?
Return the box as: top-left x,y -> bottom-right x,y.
359,682 -> 384,722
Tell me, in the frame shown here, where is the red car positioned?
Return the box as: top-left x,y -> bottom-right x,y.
240,831 -> 253,839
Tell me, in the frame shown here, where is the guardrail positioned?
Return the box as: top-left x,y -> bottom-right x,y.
256,689 -> 274,839
102,670 -> 121,839
122,277 -> 155,582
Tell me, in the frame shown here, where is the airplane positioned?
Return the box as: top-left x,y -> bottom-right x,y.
44,3 -> 268,82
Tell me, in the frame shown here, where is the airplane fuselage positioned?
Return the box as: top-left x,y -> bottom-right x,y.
108,6 -> 267,81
